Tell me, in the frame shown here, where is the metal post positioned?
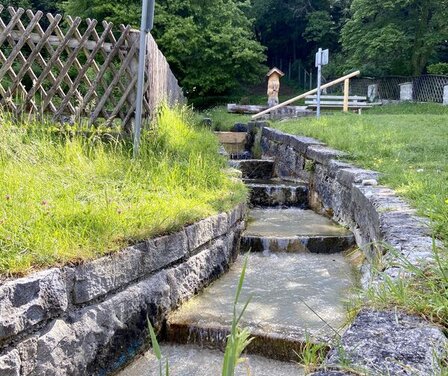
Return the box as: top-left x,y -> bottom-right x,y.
133,0 -> 155,158
316,48 -> 322,118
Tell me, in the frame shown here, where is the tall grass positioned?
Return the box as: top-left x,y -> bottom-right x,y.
0,107 -> 246,276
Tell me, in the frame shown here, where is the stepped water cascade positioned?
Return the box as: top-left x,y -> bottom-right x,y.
119,151 -> 359,375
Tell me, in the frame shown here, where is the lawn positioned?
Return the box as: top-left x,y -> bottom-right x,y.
0,106 -> 246,276
273,103 -> 448,245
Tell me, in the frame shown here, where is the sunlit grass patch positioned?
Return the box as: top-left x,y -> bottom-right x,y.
0,106 -> 246,276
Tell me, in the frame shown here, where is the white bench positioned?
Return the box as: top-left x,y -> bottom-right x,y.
305,95 -> 373,113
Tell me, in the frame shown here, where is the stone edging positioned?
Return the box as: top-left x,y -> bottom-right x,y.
260,126 -> 440,282
0,203 -> 246,375
260,126 -> 447,375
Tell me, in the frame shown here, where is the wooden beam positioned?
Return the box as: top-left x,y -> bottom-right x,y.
252,70 -> 361,119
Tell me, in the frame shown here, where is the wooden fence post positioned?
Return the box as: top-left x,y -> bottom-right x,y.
343,78 -> 350,112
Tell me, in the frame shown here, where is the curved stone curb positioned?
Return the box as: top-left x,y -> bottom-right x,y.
260,126 -> 447,375
0,203 -> 246,375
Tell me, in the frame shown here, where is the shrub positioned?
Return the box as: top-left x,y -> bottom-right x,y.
427,63 -> 448,76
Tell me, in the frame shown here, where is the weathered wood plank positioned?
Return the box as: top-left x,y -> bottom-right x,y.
343,78 -> 350,112
2,13 -> 62,107
24,16 -> 82,105
24,9 -> 77,113
77,25 -> 132,121
105,75 -> 137,127
2,28 -> 118,52
89,37 -> 139,125
54,21 -> 113,120
41,19 -> 97,112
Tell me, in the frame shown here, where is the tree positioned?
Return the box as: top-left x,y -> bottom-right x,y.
341,0 -> 448,76
249,0 -> 350,77
1,0 -> 59,13
60,0 -> 266,97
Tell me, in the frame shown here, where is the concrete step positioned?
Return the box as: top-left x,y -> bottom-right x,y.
244,178 -> 308,208
117,343 -> 304,376
229,159 -> 274,180
166,253 -> 356,362
241,208 -> 355,254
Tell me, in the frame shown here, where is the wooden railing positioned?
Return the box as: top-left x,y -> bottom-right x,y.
252,70 -> 361,119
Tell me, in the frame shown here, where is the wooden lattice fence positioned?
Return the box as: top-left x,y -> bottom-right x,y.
0,6 -> 184,130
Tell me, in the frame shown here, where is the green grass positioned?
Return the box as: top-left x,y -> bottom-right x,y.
0,106 -> 246,276
274,104 -> 448,245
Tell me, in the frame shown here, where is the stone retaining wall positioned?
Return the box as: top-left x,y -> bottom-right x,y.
0,204 -> 246,375
260,127 -> 438,283
260,127 -> 447,375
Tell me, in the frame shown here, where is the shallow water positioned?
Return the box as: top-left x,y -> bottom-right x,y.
246,208 -> 352,237
168,252 -> 356,341
117,344 -> 304,376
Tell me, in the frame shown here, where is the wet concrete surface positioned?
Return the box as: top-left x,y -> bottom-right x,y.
117,344 -> 304,376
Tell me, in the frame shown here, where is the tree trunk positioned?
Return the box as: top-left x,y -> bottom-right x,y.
411,0 -> 432,75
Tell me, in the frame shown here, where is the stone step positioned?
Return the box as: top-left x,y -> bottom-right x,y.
166,253 -> 357,362
117,343 -> 304,376
229,159 -> 274,180
241,208 -> 355,254
244,178 -> 308,208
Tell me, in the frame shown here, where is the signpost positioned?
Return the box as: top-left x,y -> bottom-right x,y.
133,0 -> 156,158
315,48 -> 329,118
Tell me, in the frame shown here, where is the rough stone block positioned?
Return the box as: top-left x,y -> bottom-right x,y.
275,144 -> 297,177
185,217 -> 215,252
312,164 -> 336,210
310,370 -> 352,376
306,145 -> 347,166
0,269 -> 68,341
145,230 -> 190,270
17,337 -> 37,375
73,246 -> 145,304
166,233 -> 235,307
336,168 -> 379,188
326,309 -> 448,376
73,231 -> 189,304
351,186 -> 381,250
228,203 -> 246,227
0,349 -> 20,376
261,127 -> 286,143
287,134 -> 325,154
29,271 -> 172,376
327,160 -> 354,179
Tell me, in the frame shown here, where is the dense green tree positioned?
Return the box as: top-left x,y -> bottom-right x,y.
249,0 -> 350,78
1,0 -> 58,13
341,0 -> 448,76
60,0 -> 266,97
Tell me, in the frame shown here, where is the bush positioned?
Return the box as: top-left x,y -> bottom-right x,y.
427,63 -> 448,76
